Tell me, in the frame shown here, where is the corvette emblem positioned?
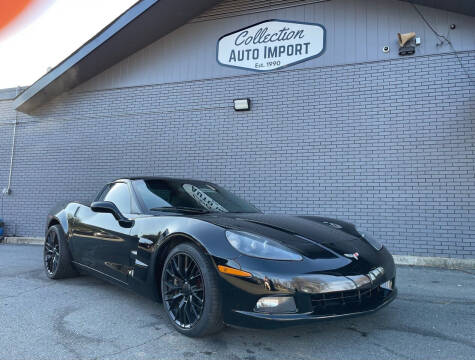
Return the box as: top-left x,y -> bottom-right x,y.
344,252 -> 359,260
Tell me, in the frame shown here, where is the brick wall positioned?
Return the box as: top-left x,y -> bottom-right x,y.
0,51 -> 474,258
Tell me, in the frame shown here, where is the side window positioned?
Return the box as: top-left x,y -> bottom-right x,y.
96,184 -> 111,201
103,183 -> 131,214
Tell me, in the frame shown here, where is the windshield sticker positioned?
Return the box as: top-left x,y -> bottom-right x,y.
182,184 -> 227,212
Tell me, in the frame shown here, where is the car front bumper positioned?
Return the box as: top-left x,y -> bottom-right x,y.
216,249 -> 397,328
227,287 -> 397,329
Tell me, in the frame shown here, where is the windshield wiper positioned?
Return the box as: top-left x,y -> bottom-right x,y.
150,206 -> 210,214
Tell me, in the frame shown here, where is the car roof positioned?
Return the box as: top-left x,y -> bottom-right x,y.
112,176 -> 213,183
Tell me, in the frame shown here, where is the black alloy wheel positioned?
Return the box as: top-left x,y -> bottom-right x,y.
161,243 -> 223,337
44,229 -> 60,275
43,225 -> 78,279
163,252 -> 205,329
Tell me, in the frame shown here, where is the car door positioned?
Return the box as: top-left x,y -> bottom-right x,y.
71,182 -> 138,283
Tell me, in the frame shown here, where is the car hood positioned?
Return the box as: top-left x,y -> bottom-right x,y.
197,212 -> 377,261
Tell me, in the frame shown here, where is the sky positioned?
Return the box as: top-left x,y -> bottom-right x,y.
0,0 -> 137,89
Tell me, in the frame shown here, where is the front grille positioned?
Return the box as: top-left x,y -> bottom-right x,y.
310,280 -> 392,315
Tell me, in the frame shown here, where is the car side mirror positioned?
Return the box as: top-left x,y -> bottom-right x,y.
91,201 -> 134,228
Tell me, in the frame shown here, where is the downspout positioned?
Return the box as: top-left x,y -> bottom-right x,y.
3,86 -> 20,195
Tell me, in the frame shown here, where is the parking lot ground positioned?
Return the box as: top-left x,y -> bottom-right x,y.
0,244 -> 474,360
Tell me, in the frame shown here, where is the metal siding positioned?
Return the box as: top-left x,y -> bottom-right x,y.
191,0 -> 329,22
77,0 -> 475,92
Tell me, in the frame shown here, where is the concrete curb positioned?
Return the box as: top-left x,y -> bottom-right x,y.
1,237 -> 474,270
393,255 -> 475,271
1,237 -> 45,245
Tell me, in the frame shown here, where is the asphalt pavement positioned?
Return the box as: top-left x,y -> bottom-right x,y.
0,244 -> 474,360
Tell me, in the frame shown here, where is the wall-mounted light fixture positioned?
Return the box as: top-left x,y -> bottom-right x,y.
233,98 -> 251,111
398,32 -> 416,56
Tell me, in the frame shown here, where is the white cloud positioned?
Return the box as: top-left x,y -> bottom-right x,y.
0,0 -> 137,89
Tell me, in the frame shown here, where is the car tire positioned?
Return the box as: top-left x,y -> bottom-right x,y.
44,225 -> 78,279
161,242 -> 224,337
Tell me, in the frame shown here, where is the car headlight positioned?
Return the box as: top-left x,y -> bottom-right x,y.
225,230 -> 303,261
357,228 -> 383,250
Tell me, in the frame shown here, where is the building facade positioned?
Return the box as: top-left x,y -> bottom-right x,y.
1,0 -> 474,258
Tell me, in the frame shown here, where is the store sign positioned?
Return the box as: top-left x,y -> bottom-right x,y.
217,20 -> 325,72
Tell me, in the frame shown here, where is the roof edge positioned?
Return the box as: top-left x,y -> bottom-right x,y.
13,0 -> 159,112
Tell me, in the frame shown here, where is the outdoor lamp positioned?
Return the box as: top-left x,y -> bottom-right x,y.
233,98 -> 251,111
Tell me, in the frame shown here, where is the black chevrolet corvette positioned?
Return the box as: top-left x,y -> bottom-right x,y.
44,177 -> 397,337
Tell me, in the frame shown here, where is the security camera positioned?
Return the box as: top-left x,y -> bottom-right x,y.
382,46 -> 390,53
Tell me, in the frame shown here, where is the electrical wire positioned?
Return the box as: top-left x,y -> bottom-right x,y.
411,3 -> 474,85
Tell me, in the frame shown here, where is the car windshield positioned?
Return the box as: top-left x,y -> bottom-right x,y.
133,179 -> 260,214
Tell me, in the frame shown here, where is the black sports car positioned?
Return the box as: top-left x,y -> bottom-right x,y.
44,177 -> 397,337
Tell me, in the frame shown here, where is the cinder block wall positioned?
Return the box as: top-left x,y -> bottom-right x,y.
0,51 -> 474,258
